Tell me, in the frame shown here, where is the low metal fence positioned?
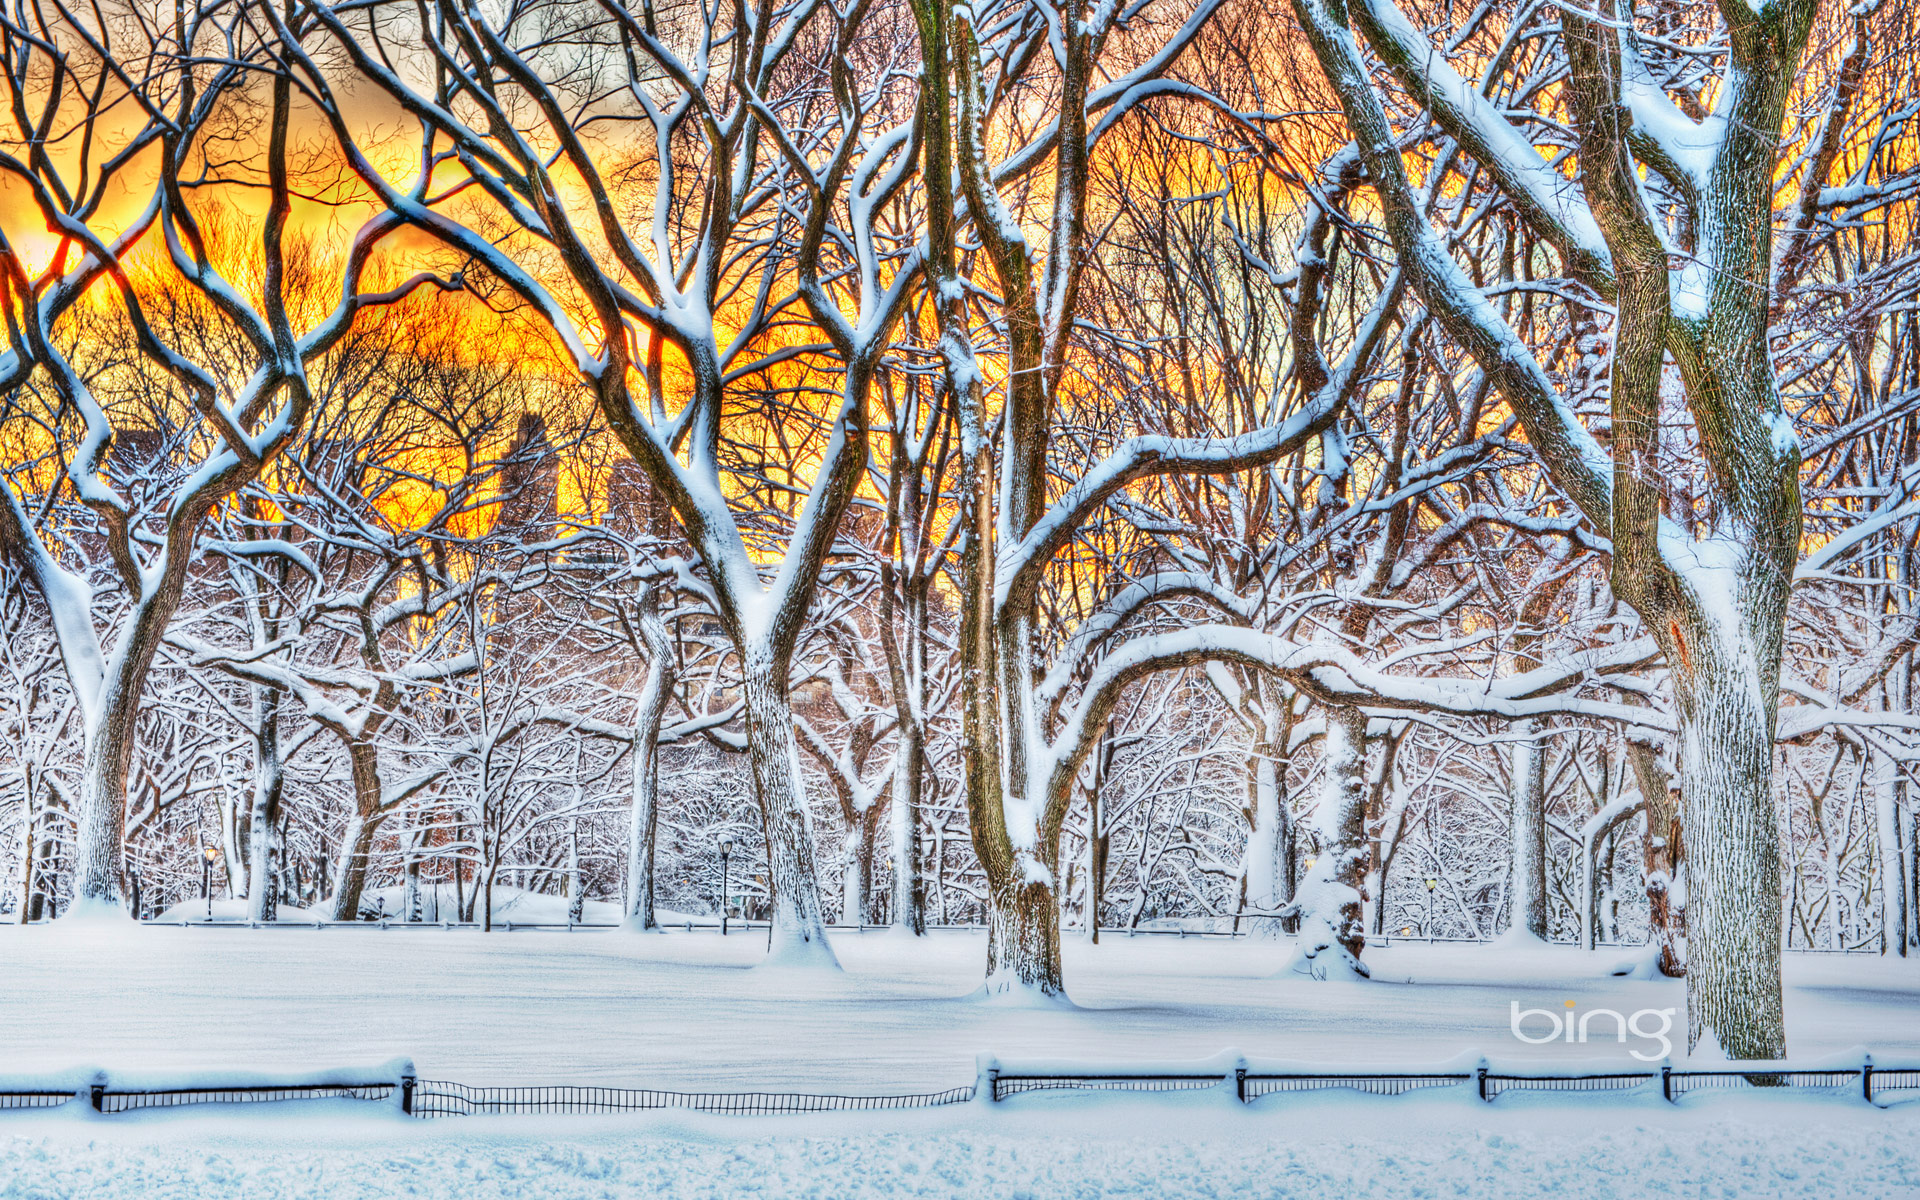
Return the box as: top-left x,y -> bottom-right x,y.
1240,1072 -> 1470,1100
3,1055 -> 1912,1119
989,1072 -> 1222,1102
410,1080 -> 976,1117
1665,1066 -> 1868,1101
0,1091 -> 75,1112
97,1083 -> 397,1114
1481,1071 -> 1655,1100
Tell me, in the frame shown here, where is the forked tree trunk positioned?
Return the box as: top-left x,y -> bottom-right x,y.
1283,705 -> 1371,979
1507,720 -> 1549,939
739,659 -> 836,964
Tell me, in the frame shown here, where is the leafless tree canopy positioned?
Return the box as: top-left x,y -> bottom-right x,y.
3,0 -> 1919,1055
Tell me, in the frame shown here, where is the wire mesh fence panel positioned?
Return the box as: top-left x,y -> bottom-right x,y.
410,1081 -> 976,1118
1667,1070 -> 1860,1099
100,1085 -> 396,1114
0,1092 -> 77,1111
1242,1074 -> 1471,1100
991,1075 -> 1223,1101
1484,1074 -> 1656,1100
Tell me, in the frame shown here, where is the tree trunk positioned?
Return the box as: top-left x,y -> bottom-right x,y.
840,814 -> 874,925
246,685 -> 284,922
1085,783 -> 1106,944
1243,722 -> 1293,938
568,823 -> 585,925
1507,720 -> 1549,939
70,695 -> 138,914
889,726 -> 926,934
454,837 -> 469,922
1669,643 -> 1785,1059
1629,739 -> 1687,978
986,871 -> 1065,996
14,777 -> 34,924
1875,754 -> 1907,957
1283,705 -> 1370,979
328,811 -> 379,921
623,601 -> 673,931
482,856 -> 498,932
402,830 -> 422,923
738,657 -> 836,964
325,739 -> 387,921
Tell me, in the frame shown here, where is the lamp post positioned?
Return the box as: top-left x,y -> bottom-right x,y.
204,846 -> 220,922
1424,877 -> 1437,941
719,838 -> 732,937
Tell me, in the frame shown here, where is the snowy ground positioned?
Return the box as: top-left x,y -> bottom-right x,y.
4,926 -> 1918,1197
2,1089 -> 1917,1199
3,924 -> 1916,1084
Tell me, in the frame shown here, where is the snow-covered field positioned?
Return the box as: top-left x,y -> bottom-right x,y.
4,927 -> 1918,1197
3,925 -> 1917,1083
3,1088 -> 1917,1199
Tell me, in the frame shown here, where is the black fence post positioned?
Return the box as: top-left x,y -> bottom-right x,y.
987,1068 -> 1000,1103
1234,1067 -> 1247,1104
1862,1059 -> 1873,1105
1661,1065 -> 1672,1103
401,1072 -> 417,1116
1476,1066 -> 1488,1102
89,1083 -> 104,1113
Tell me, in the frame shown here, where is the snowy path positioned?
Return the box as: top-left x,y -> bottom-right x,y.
3,1091 -> 1918,1199
3,927 -> 1916,1087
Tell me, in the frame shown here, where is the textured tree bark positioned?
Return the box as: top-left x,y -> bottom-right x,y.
739,661 -> 836,964
328,811 -> 378,922
70,672 -> 143,913
246,685 -> 284,923
1283,705 -> 1371,978
14,773 -> 35,923
623,592 -> 673,932
1085,783 -> 1107,944
567,825 -> 585,925
889,727 -> 926,934
1629,738 -> 1687,978
1875,780 -> 1907,957
1507,720 -> 1549,939
1243,699 -> 1295,939
1670,648 -> 1784,1057
840,809 -> 879,925
402,830 -> 423,923
985,868 -> 1066,997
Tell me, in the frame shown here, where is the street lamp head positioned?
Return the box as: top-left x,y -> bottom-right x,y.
204,846 -> 219,862
719,837 -> 733,857
1425,877 -> 1437,891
